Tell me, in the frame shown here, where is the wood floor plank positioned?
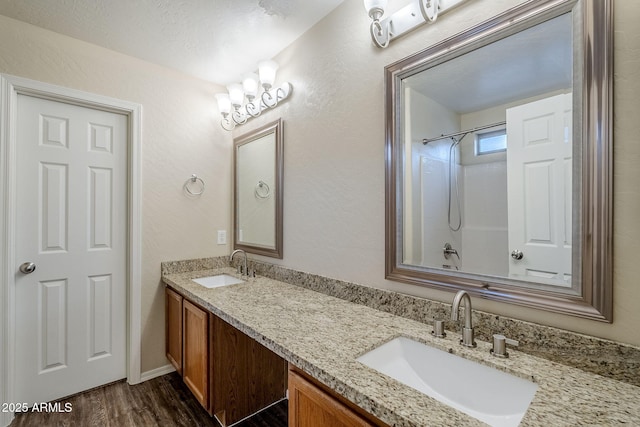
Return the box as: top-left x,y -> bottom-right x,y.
10,373 -> 287,427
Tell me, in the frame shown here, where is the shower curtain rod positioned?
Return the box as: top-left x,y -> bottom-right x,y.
422,120 -> 506,145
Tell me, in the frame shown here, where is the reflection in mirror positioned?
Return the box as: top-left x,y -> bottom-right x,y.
403,12 -> 574,290
234,118 -> 283,258
385,0 -> 613,321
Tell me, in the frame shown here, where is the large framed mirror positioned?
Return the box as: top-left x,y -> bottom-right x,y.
385,0 -> 612,321
233,118 -> 283,258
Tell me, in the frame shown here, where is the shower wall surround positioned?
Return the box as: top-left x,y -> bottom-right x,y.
162,257 -> 640,387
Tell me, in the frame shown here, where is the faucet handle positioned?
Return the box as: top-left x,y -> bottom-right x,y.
490,334 -> 519,358
431,319 -> 446,338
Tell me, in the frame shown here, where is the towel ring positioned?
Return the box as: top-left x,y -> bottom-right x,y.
255,180 -> 270,199
184,174 -> 205,196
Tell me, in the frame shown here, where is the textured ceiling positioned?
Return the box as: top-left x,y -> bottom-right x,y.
406,12 -> 573,114
0,0 -> 345,85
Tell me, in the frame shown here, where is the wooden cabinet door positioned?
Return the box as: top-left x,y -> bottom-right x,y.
183,299 -> 209,410
165,287 -> 183,374
211,315 -> 286,426
289,370 -> 375,427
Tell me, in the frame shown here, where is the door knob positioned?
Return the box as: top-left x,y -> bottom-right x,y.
510,250 -> 524,260
19,262 -> 36,274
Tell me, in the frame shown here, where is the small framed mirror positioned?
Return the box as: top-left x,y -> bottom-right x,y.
233,118 -> 283,258
385,0 -> 612,320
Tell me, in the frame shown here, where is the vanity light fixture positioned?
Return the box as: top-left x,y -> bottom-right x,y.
215,60 -> 292,131
364,0 -> 469,48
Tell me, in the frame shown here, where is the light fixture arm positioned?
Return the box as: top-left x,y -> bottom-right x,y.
420,0 -> 439,22
221,114 -> 235,131
370,19 -> 391,48
261,82 -> 292,108
231,108 -> 247,125
246,103 -> 261,117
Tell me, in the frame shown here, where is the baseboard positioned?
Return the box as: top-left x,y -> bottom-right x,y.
138,364 -> 175,383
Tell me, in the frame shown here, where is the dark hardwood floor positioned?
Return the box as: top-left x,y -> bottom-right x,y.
10,372 -> 288,427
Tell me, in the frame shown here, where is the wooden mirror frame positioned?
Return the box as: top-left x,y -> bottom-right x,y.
385,0 -> 613,321
233,118 -> 284,258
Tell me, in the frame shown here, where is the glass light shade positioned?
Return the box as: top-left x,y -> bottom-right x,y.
364,0 -> 387,15
227,83 -> 245,107
258,60 -> 279,88
215,93 -> 231,115
242,73 -> 259,99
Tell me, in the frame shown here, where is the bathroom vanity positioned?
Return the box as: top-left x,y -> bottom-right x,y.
165,286 -> 287,425
166,281 -> 378,426
162,262 -> 640,426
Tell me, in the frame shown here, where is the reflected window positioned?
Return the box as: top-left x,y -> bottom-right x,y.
475,129 -> 507,155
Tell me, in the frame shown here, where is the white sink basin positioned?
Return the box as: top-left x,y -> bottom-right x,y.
357,337 -> 538,427
192,274 -> 244,288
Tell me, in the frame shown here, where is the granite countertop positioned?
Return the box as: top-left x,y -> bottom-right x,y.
162,267 -> 640,426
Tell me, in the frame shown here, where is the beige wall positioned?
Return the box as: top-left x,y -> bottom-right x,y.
237,0 -> 640,347
0,15 -> 233,372
1,0 -> 637,376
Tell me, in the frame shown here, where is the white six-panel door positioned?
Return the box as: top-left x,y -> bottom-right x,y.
14,94 -> 127,404
506,93 -> 572,286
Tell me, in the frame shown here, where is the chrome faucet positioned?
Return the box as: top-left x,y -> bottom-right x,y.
229,249 -> 248,276
443,242 -> 460,260
451,290 -> 476,348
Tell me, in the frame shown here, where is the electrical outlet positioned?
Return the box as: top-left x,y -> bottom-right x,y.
217,230 -> 227,245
